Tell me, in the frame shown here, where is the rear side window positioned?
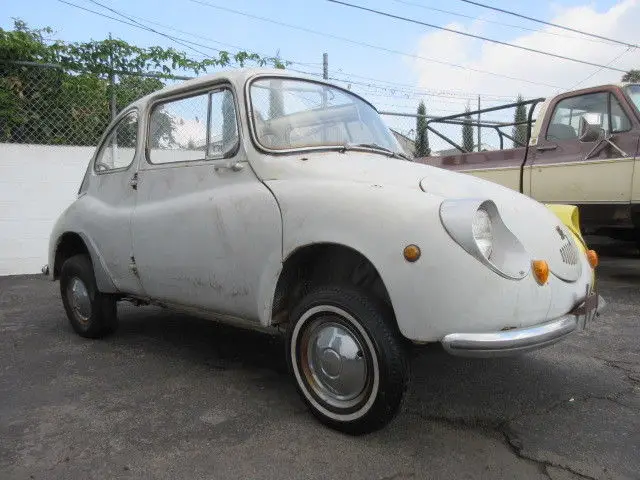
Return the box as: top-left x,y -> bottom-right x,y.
147,88 -> 238,164
94,110 -> 138,172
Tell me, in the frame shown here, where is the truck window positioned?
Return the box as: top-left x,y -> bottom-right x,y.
546,92 -> 630,141
609,94 -> 631,133
624,84 -> 640,112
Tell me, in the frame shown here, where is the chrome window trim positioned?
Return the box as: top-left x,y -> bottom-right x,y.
144,83 -> 241,167
92,108 -> 139,175
244,73 -> 388,157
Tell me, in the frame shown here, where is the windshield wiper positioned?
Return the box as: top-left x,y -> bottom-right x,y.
341,142 -> 413,161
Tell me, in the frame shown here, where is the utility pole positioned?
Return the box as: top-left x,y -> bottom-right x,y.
109,33 -> 116,123
323,52 -> 328,80
477,95 -> 481,152
108,33 -> 116,167
322,52 -> 328,142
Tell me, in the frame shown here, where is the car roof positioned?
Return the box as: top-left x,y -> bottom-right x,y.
127,67 -> 378,113
127,68 -> 282,109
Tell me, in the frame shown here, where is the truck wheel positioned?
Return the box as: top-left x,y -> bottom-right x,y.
60,254 -> 118,338
287,285 -> 408,434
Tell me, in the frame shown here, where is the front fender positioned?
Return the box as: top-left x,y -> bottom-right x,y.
268,179 -> 502,340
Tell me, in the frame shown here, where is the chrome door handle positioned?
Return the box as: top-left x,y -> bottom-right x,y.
129,173 -> 139,189
536,144 -> 558,152
214,161 -> 244,172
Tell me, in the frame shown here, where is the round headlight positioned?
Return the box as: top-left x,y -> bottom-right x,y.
472,208 -> 493,259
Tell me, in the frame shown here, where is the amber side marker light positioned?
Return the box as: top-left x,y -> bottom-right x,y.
532,260 -> 549,285
587,249 -> 599,268
403,244 -> 421,262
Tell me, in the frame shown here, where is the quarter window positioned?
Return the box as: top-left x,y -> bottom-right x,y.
94,110 -> 138,172
148,88 -> 238,164
546,92 -> 631,141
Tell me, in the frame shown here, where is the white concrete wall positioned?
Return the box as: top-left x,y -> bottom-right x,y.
0,143 -> 94,275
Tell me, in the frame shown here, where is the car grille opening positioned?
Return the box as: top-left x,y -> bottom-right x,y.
559,241 -> 579,265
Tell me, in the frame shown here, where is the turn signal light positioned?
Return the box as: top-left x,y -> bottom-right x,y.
532,260 -> 549,285
403,244 -> 421,262
587,249 -> 599,268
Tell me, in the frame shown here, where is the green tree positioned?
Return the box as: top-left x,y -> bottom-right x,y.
622,70 -> 640,83
462,106 -> 474,152
414,100 -> 430,157
0,19 -> 286,145
512,94 -> 528,147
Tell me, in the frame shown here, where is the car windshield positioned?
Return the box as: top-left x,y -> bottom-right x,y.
249,77 -> 404,156
624,84 -> 640,112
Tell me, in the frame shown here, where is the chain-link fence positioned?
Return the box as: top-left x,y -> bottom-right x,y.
0,60 -> 193,146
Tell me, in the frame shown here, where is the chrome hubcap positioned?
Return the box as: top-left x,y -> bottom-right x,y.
68,277 -> 91,323
301,317 -> 369,409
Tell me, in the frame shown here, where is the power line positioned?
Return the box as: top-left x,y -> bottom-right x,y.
391,0 -> 615,46
288,68 -> 511,106
326,70 -> 516,100
187,0 -> 564,89
58,0 -> 278,68
457,0 -> 638,49
59,0 -> 212,58
326,0 -> 628,73
86,3 -> 319,68
569,48 -> 632,90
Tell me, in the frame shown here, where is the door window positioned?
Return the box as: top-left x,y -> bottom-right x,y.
94,110 -> 138,172
546,92 -> 631,141
148,88 -> 238,164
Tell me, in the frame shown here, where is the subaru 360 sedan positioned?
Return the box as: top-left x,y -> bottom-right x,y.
46,69 -> 602,434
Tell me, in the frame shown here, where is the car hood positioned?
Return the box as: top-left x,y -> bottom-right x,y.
261,152 -> 583,282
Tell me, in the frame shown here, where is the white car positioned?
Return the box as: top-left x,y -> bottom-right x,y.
46,69 -> 602,434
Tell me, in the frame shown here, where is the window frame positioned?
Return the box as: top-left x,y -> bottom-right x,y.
607,92 -> 632,134
93,108 -> 139,175
145,84 -> 241,166
544,90 -> 632,141
244,73 -> 389,157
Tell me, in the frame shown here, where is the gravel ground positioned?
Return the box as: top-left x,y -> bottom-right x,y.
1,238 -> 638,480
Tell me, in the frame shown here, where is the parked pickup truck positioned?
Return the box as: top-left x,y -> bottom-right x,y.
416,83 -> 640,244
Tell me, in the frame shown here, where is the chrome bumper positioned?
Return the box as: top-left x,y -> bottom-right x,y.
441,294 -> 605,358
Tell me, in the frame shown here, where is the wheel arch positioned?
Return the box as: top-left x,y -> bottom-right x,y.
269,242 -> 394,327
53,231 -> 117,292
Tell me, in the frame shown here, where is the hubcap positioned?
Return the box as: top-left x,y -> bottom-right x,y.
68,277 -> 91,324
300,317 -> 370,410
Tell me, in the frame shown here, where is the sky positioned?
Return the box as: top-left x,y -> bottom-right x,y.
3,0 -> 640,151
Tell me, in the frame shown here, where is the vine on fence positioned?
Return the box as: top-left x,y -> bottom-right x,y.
0,19 -> 286,145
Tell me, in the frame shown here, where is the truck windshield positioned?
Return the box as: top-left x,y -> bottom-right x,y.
249,77 -> 404,156
624,84 -> 640,112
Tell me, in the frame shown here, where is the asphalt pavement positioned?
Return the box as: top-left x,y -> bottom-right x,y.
1,238 -> 638,480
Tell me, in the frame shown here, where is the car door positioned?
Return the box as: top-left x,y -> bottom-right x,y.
131,86 -> 281,321
530,89 -> 638,227
83,109 -> 145,295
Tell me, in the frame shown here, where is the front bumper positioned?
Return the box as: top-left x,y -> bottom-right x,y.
442,293 -> 605,357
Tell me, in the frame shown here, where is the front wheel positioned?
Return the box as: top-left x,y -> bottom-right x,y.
287,285 -> 408,434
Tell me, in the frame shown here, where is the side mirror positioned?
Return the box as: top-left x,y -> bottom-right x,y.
578,117 -> 604,143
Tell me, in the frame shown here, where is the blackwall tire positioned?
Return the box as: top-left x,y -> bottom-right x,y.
59,254 -> 118,339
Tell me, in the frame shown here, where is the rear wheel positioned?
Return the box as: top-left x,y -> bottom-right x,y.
287,285 -> 408,434
60,254 -> 118,338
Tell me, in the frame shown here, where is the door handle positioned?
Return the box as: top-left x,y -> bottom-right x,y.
129,173 -> 139,190
536,144 -> 558,152
214,161 -> 244,172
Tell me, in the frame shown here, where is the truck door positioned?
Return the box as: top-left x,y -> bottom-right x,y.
530,89 -> 637,227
